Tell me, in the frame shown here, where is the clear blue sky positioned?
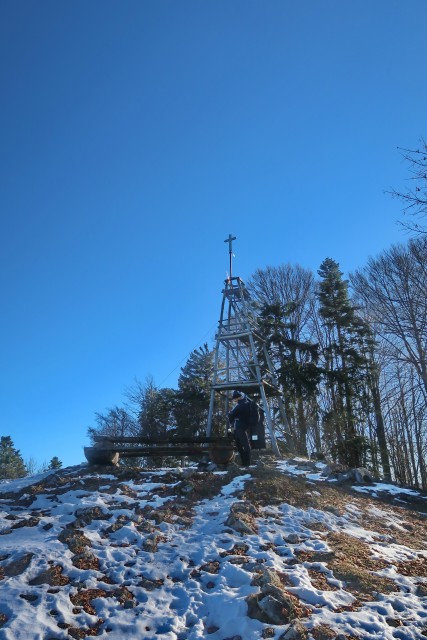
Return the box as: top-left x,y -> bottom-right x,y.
1,1 -> 426,468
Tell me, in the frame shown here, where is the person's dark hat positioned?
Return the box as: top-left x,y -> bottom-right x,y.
232,390 -> 243,398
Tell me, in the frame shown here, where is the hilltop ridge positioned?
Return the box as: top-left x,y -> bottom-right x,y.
0,456 -> 426,640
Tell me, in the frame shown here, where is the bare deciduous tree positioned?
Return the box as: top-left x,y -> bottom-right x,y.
351,239 -> 427,488
389,140 -> 427,233
351,239 -> 427,399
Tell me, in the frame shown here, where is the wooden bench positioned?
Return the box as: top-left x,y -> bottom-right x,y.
84,435 -> 235,466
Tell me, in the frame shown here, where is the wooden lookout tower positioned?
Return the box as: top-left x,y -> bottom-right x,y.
206,236 -> 290,457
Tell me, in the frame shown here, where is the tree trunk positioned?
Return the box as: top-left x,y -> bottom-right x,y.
369,372 -> 391,481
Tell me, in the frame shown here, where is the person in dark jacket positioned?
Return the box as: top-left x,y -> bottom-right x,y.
228,390 -> 251,466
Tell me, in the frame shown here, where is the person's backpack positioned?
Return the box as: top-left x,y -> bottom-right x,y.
247,398 -> 260,428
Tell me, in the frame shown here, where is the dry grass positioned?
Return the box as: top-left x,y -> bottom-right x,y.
2,458 -> 426,638
307,568 -> 338,592
296,531 -> 396,599
396,556 -> 427,576
243,464 -> 427,549
242,467 -> 321,508
238,464 -> 427,600
70,588 -> 109,615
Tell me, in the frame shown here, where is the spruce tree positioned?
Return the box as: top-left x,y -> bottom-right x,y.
248,263 -> 321,453
256,301 -> 320,454
317,258 -> 371,468
137,379 -> 176,439
174,344 -> 217,437
48,456 -> 63,470
0,436 -> 27,479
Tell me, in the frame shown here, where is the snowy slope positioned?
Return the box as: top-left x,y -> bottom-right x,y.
0,457 -> 426,640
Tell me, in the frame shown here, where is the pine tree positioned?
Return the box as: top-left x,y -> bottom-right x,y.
48,456 -> 62,470
0,436 -> 27,479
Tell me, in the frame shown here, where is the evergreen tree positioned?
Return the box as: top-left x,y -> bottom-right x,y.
0,436 -> 27,480
136,378 -> 176,439
317,258 -> 371,467
174,344 -> 217,437
256,301 -> 320,454
48,456 -> 62,470
248,263 -> 321,453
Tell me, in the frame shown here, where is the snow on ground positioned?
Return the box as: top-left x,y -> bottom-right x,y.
0,469 -> 58,494
0,458 -> 426,640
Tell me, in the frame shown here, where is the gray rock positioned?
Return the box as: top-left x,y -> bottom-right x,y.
279,620 -> 308,640
58,527 -> 91,553
225,514 -> 257,535
174,516 -> 193,527
258,594 -> 286,624
293,460 -> 319,472
353,467 -> 375,483
143,533 -> 161,553
28,565 -> 70,586
231,502 -> 258,516
3,552 -> 34,577
326,466 -> 375,484
263,583 -> 287,601
285,533 -> 300,545
181,468 -> 196,479
75,506 -> 111,525
177,481 -> 194,495
19,593 -> 38,603
42,473 -> 61,488
321,463 -> 346,478
253,567 -> 283,591
72,550 -> 98,568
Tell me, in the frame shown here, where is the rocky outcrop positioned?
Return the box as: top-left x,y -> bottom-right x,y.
225,501 -> 259,535
247,567 -> 309,626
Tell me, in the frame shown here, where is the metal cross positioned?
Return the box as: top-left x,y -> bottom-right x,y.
224,234 -> 237,280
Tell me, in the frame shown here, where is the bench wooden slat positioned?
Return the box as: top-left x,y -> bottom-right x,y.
92,436 -> 233,445
110,447 -> 209,456
85,436 -> 236,465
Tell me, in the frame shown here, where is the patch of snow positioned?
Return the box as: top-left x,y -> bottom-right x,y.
1,464 -> 426,639
0,470 -> 57,494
